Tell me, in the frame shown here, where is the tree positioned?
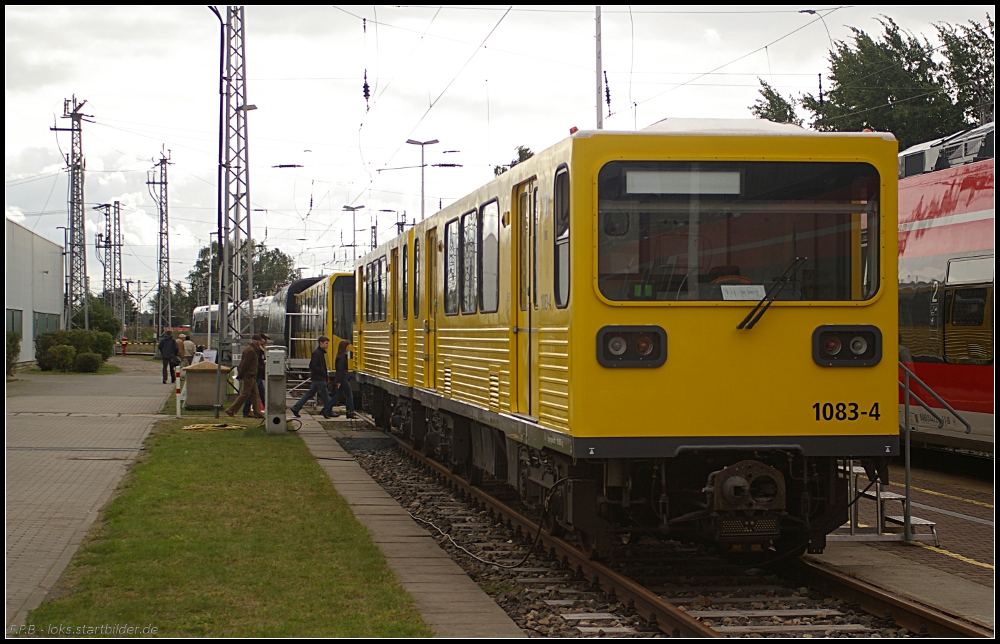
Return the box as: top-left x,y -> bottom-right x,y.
253,246 -> 299,294
186,240 -> 298,305
71,297 -> 121,336
494,145 -> 535,177
936,16 -> 995,126
749,79 -> 803,125
800,17 -> 992,149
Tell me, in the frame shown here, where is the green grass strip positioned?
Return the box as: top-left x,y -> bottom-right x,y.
27,420 -> 431,638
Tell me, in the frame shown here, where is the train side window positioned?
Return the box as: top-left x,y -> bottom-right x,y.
533,187 -> 539,310
365,262 -> 372,323
950,287 -> 987,326
379,256 -> 387,322
480,200 -> 499,313
554,167 -> 570,308
445,219 -> 459,315
413,238 -> 421,318
402,243 -> 408,320
461,210 -> 478,314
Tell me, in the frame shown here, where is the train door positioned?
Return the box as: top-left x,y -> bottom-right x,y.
423,228 -> 438,389
390,248 -> 400,379
514,181 -> 539,418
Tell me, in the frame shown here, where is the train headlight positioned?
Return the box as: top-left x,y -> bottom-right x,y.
813,326 -> 882,367
597,326 -> 667,368
607,336 -> 627,356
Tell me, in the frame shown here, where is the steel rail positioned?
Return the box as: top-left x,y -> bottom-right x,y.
361,419 -> 989,638
797,558 -> 993,638
391,437 -> 720,638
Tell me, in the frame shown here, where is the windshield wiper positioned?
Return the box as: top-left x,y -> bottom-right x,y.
737,256 -> 808,330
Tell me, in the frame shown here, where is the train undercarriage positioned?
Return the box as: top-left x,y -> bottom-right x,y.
364,385 -> 850,559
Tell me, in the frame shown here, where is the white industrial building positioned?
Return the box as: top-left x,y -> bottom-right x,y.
5,218 -> 64,363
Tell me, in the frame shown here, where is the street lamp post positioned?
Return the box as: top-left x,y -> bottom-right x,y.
343,205 -> 366,259
406,139 -> 438,220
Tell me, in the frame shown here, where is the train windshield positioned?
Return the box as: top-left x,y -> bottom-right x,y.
597,161 -> 881,302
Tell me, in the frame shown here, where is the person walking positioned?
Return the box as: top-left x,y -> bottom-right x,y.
182,334 -> 197,366
175,333 -> 186,367
290,336 -> 331,418
242,334 -> 267,417
157,330 -> 179,384
321,340 -> 356,419
226,335 -> 264,418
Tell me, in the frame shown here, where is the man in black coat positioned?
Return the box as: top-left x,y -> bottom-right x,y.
290,336 -> 331,418
157,330 -> 178,384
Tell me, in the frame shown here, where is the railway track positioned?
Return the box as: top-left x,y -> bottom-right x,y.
341,423 -> 990,638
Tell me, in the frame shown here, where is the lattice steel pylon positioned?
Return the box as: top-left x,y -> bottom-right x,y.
51,96 -> 90,329
217,5 -> 255,366
148,150 -> 171,340
95,203 -> 112,297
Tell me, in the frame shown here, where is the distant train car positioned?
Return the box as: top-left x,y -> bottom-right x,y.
190,277 -> 323,355
355,119 -> 900,556
292,273 -> 356,372
897,123 -> 994,454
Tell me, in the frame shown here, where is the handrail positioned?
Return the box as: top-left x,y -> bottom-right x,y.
899,362 -> 973,434
897,382 -> 945,429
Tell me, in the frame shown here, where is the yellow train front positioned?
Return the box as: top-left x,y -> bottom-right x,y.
355,119 -> 899,557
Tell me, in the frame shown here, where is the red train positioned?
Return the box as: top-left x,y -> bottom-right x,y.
897,123 -> 994,454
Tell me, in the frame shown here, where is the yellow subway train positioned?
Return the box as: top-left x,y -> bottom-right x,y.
354,119 -> 900,556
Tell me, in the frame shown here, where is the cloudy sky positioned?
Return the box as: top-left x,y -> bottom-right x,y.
5,5 -> 992,308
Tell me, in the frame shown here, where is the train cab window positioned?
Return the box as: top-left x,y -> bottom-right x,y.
332,276 -> 355,342
480,201 -> 499,313
461,210 -> 478,314
554,167 -> 570,308
597,161 -> 881,302
445,219 -> 459,315
413,238 -> 421,318
402,244 -> 408,320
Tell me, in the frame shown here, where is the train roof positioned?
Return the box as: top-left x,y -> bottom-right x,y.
573,118 -> 896,140
898,122 -> 994,178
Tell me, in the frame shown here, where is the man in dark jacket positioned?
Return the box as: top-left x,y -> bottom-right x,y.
226,335 -> 264,418
290,336 -> 331,418
157,330 -> 178,384
242,333 -> 267,417
320,340 -> 356,419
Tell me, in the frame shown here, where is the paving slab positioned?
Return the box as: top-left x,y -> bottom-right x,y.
5,358 -> 164,628
296,419 -> 526,638
807,541 -> 994,629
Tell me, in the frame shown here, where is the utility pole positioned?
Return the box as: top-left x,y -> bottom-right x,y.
112,201 -> 123,326
51,96 -> 91,328
148,148 -> 172,342
596,6 -> 603,130
216,5 -> 255,367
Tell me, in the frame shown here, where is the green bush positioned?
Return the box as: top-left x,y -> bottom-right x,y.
36,329 -> 114,369
48,344 -> 77,372
6,331 -> 21,375
92,332 -> 114,361
74,352 -> 103,373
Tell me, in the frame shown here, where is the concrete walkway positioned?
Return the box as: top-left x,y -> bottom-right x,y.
6,358 -> 524,637
296,417 -> 526,637
5,357 -> 166,628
